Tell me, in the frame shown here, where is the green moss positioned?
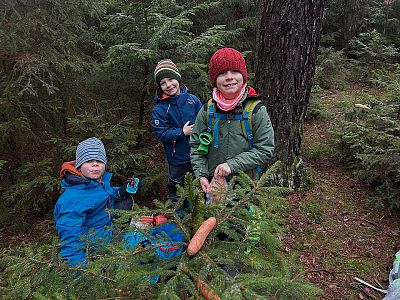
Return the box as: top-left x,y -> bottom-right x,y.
300,201 -> 324,223
327,257 -> 375,274
305,142 -> 334,160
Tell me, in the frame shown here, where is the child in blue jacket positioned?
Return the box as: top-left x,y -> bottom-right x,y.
151,59 -> 202,209
53,137 -> 136,268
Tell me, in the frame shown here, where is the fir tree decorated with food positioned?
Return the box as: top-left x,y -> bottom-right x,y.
2,162 -> 321,299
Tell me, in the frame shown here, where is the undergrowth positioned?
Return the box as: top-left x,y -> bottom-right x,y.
0,163 -> 322,299
330,68 -> 400,207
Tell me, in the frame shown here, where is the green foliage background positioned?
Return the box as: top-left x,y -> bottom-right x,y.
0,0 -> 250,226
1,0 -> 398,228
1,0 -> 400,298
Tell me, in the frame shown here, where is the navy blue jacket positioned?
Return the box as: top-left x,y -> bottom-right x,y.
151,85 -> 202,165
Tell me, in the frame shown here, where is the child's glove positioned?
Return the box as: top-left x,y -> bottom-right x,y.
126,177 -> 140,194
117,177 -> 140,200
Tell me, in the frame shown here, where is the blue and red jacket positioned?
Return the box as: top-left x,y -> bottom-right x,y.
54,162 -> 185,269
151,85 -> 202,165
54,161 -> 120,268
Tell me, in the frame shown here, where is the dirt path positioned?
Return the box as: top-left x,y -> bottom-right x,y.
283,92 -> 400,299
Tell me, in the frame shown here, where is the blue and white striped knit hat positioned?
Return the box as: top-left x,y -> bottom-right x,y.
75,137 -> 107,169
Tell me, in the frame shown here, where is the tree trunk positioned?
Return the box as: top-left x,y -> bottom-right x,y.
255,0 -> 325,186
342,0 -> 362,47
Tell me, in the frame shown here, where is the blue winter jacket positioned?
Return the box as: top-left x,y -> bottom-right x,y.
54,164 -> 122,268
54,162 -> 185,270
151,85 -> 202,165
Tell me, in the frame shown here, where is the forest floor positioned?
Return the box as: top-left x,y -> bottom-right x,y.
283,88 -> 400,299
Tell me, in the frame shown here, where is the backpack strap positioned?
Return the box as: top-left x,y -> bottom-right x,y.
242,99 -> 263,174
205,98 -> 263,152
206,99 -> 214,133
241,99 -> 262,150
207,99 -> 230,149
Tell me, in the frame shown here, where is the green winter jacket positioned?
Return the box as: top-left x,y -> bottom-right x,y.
190,86 -> 275,180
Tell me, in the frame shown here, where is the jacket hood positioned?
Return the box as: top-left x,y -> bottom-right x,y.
247,85 -> 260,97
154,84 -> 189,102
60,161 -> 84,177
237,85 -> 261,106
60,160 -> 89,187
60,160 -> 111,188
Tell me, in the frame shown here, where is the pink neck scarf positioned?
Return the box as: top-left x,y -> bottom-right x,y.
212,84 -> 247,111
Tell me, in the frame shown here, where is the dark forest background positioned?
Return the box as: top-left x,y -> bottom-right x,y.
1,0 -> 398,229
0,1 -> 399,298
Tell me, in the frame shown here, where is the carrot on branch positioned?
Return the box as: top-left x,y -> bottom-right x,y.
196,279 -> 221,300
187,217 -> 217,256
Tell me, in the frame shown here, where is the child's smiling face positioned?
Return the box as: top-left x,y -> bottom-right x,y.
79,160 -> 105,180
216,70 -> 244,99
160,78 -> 180,96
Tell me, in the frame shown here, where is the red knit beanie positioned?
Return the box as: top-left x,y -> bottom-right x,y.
209,48 -> 248,87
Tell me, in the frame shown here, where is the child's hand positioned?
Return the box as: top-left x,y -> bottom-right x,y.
127,177 -> 136,186
126,177 -> 140,194
214,163 -> 231,178
200,177 -> 210,193
183,121 -> 194,136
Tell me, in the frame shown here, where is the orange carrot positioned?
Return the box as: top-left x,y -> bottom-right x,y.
140,216 -> 154,223
197,279 -> 220,300
187,217 -> 217,256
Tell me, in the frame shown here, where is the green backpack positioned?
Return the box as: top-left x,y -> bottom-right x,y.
205,98 -> 262,150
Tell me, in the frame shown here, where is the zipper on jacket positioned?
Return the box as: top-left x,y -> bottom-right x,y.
173,141 -> 176,156
106,205 -> 111,219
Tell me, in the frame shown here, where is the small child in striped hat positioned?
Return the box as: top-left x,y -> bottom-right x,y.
151,59 -> 202,217
54,137 -> 137,268
54,137 -> 186,275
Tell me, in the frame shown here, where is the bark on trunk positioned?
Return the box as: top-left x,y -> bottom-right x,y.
255,0 -> 325,186
342,0 -> 362,47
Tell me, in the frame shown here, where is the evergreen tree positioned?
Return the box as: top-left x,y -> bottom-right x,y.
0,0 -> 107,224
101,0 -> 236,120
342,0 -> 363,48
1,163 -> 321,299
0,0 -> 238,222
331,68 -> 400,206
321,0 -> 400,49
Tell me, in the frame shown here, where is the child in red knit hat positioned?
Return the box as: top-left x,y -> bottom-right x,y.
190,48 -> 275,194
